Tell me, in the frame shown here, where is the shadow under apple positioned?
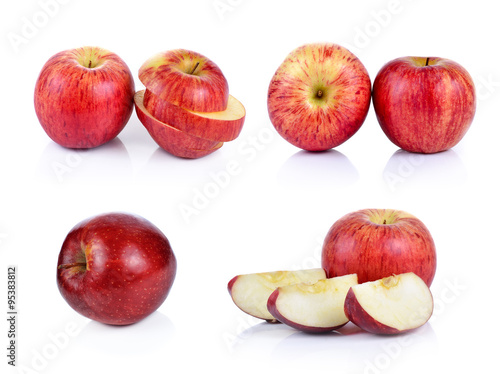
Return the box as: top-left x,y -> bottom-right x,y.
37,137 -> 132,184
73,311 -> 175,355
383,149 -> 467,192
278,149 -> 359,189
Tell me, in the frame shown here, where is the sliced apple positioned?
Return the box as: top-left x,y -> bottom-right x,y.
135,90 -> 222,159
228,269 -> 326,322
267,274 -> 358,333
344,272 -> 433,335
143,89 -> 246,142
138,49 -> 229,112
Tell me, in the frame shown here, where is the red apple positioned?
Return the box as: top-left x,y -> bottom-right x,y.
56,212 -> 176,325
267,274 -> 358,333
134,90 -> 222,159
228,269 -> 326,322
372,56 -> 476,153
267,43 -> 371,151
138,49 -> 229,113
34,46 -> 135,149
344,273 -> 434,334
321,209 -> 436,287
143,89 -> 245,142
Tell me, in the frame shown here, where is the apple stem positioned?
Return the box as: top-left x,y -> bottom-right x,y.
88,60 -> 92,68
425,57 -> 430,66
316,90 -> 323,98
189,62 -> 200,75
58,262 -> 87,270
383,219 -> 387,224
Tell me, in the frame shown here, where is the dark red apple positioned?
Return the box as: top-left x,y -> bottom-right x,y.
34,46 -> 135,149
321,209 -> 437,287
372,56 -> 476,153
56,212 -> 176,325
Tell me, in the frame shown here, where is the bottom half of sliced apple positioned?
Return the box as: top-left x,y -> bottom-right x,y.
267,274 -> 358,333
344,272 -> 434,335
135,90 -> 222,159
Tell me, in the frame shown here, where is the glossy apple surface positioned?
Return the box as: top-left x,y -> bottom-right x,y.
34,46 -> 135,148
138,49 -> 229,112
267,274 -> 358,333
322,209 -> 436,287
143,89 -> 245,142
228,269 -> 326,322
344,273 -> 433,334
372,56 -> 476,153
135,90 -> 222,159
268,43 -> 371,151
57,212 -> 176,325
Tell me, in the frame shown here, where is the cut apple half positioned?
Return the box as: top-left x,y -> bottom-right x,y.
344,272 -> 433,335
267,274 -> 358,333
228,269 -> 326,322
135,90 -> 222,159
143,89 -> 246,142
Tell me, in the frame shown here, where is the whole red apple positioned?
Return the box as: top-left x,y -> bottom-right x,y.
56,212 -> 176,325
267,43 -> 371,151
34,46 -> 135,149
372,56 -> 476,153
321,209 -> 436,287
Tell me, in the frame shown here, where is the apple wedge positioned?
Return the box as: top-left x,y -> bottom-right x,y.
143,89 -> 246,142
344,272 -> 433,335
138,49 -> 229,112
267,274 -> 358,333
228,269 -> 326,322
135,90 -> 222,159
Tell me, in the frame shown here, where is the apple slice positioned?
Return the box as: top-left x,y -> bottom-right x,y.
138,49 -> 229,112
135,90 -> 222,159
344,272 -> 433,335
267,274 -> 358,333
143,89 -> 245,142
228,269 -> 326,322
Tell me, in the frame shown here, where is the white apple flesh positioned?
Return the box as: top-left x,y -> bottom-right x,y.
344,272 -> 433,334
228,269 -> 326,322
267,274 -> 358,333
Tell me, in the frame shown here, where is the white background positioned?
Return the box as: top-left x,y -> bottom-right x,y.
1,0 -> 499,373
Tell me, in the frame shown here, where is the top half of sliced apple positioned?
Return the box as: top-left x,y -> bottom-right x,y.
138,49 -> 229,113
143,89 -> 245,142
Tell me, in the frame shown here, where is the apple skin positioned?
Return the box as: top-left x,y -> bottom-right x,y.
344,287 -> 400,334
56,212 -> 176,325
344,273 -> 434,335
143,89 -> 245,142
372,56 -> 476,153
267,43 -> 371,151
134,90 -> 222,159
139,49 -> 229,113
34,46 -> 135,149
321,209 -> 436,287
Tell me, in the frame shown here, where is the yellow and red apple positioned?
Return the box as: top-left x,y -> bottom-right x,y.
267,43 -> 371,151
